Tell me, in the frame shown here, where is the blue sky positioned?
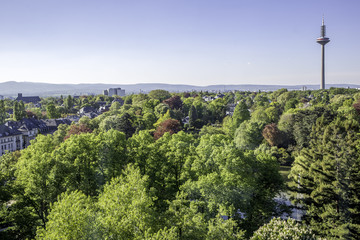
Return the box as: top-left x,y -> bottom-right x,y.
0,0 -> 359,86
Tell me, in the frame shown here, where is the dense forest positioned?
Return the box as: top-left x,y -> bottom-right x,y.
1,87 -> 360,239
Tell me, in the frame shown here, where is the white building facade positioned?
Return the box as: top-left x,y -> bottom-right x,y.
0,125 -> 23,156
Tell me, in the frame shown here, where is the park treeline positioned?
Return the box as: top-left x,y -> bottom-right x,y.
1,87 -> 360,239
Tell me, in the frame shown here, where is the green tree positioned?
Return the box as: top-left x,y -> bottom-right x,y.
99,113 -> 135,138
154,109 -> 171,128
251,107 -> 270,124
36,191 -> 99,239
284,98 -> 299,112
289,117 -> 360,239
13,101 -> 26,121
64,95 -> 74,113
154,103 -> 170,118
118,112 -> 136,138
53,133 -> 103,196
97,129 -> 128,181
149,89 -> 171,102
0,152 -> 38,239
46,103 -> 60,119
128,130 -> 155,176
232,101 -> 250,128
208,98 -> 226,123
143,112 -> 157,129
265,105 -> 281,123
161,132 -> 195,197
19,101 -> 26,118
14,135 -> 58,229
166,192 -> 245,240
97,165 -> 157,239
188,105 -> 198,128
109,101 -> 121,111
234,120 -> 265,150
99,115 -> 121,132
251,217 -> 316,240
186,134 -> 283,235
52,123 -> 70,145
0,100 -> 6,124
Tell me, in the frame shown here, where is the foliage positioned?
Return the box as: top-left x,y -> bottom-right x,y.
189,105 -> 198,128
289,117 -> 360,239
232,101 -> 250,128
97,165 -> 156,239
166,192 -> 245,240
154,109 -> 171,128
63,95 -> 74,113
3,89 -> 360,239
234,120 -> 265,150
109,101 -> 122,111
0,100 -> 6,124
185,133 -> 283,235
64,123 -> 93,140
251,217 -> 316,240
353,99 -> 360,115
149,89 -> 171,102
14,135 -> 58,229
13,101 -> 26,121
99,112 -> 135,138
46,103 -> 60,119
154,119 -> 181,140
36,191 -> 98,239
163,95 -> 183,110
262,123 -> 285,147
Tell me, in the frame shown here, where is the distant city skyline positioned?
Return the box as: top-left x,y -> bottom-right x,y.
0,0 -> 359,86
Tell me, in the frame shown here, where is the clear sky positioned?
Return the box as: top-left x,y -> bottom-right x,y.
0,0 -> 359,86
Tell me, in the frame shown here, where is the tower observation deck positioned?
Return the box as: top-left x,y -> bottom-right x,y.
316,17 -> 330,89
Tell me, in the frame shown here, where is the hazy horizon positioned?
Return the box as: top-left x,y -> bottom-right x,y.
1,0 -> 359,86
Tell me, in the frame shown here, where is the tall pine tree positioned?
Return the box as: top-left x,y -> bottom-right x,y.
232,101 -> 250,128
0,100 -> 6,124
289,115 -> 360,239
13,101 -> 26,121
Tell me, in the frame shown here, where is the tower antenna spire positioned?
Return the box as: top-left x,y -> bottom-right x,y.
321,15 -> 326,37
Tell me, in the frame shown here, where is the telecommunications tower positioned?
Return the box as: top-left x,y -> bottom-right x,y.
316,17 -> 330,89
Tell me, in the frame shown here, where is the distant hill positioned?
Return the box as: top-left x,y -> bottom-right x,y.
0,81 -> 359,97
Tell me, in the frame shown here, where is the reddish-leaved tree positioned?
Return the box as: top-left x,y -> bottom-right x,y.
353,100 -> 360,115
64,124 -> 93,140
154,119 -> 181,140
262,123 -> 284,147
163,95 -> 183,110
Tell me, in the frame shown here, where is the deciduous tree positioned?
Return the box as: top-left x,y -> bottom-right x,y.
164,95 -> 183,110
154,119 -> 181,140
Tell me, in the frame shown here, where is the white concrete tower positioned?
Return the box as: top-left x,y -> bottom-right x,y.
316,17 -> 330,89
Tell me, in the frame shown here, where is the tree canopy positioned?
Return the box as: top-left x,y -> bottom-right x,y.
2,88 -> 360,239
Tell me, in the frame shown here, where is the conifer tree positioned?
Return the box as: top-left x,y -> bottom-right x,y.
188,105 -> 197,127
232,101 -> 250,128
0,100 -> 6,124
13,101 -> 26,121
289,116 -> 360,239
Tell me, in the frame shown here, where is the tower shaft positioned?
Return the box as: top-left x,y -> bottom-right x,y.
321,44 -> 325,89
